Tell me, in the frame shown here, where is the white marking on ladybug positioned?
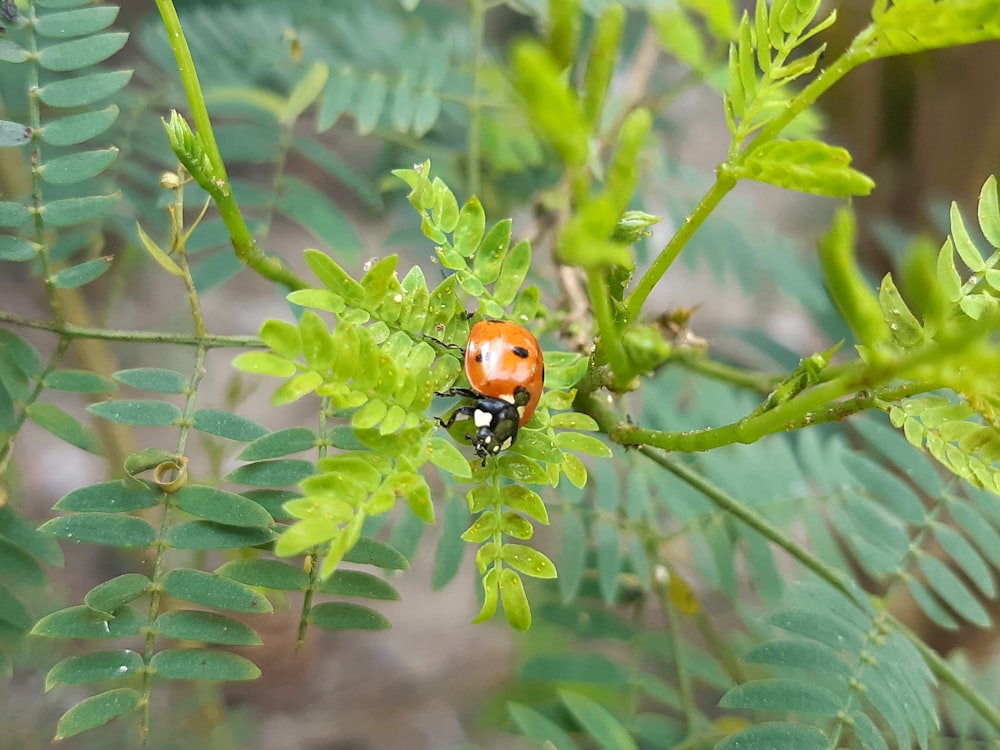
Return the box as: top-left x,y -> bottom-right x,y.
517,405 -> 526,418
498,393 -> 516,404
501,437 -> 513,450
474,409 -> 492,428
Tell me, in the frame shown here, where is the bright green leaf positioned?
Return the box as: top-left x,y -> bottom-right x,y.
216,558 -> 309,590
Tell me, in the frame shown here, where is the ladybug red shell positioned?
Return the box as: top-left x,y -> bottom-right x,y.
437,320 -> 545,460
464,320 -> 544,427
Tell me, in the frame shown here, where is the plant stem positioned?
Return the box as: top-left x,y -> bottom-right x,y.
0,310 -> 261,348
672,349 -> 781,394
625,172 -> 737,321
153,0 -> 308,291
467,0 -> 485,197
613,381 -> 931,452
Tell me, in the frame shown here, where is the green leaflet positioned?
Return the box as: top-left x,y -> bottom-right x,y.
738,139 -> 874,197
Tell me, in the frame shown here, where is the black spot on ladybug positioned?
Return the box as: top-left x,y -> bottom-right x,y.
475,353 -> 483,362
511,346 -> 530,359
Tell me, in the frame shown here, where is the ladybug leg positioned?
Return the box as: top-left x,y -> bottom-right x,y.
422,333 -> 465,353
435,386 -> 480,400
436,404 -> 477,430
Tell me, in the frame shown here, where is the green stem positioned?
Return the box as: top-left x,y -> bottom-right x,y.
588,269 -> 629,383
673,350 -> 781,394
467,0 -> 485,196
613,381 -> 931,452
625,172 -> 737,321
0,310 -> 261,348
153,0 -> 308,291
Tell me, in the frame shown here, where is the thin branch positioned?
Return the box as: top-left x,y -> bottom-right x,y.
0,311 -> 262,349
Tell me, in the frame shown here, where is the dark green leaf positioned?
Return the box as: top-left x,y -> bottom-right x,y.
559,689 -> 639,750
0,235 -> 40,261
37,32 -> 129,71
153,611 -> 262,646
41,148 -> 118,185
41,104 -> 119,146
224,459 -> 314,487
292,137 -> 383,212
55,480 -> 160,513
342,536 -> 409,569
35,6 -> 119,38
934,523 -> 995,597
84,573 -> 151,613
767,608 -> 864,653
172,485 -> 273,527
0,119 -> 30,146
43,193 -> 120,227
508,702 -> 582,750
191,250 -> 244,292
0,329 -> 41,377
40,513 -> 156,548
191,408 -> 268,442
45,369 -> 115,393
716,722 -> 828,750
216,558 -> 309,591
432,498 -> 467,590
278,176 -> 361,256
32,605 -> 144,639
905,577 -> 959,630
0,506 -> 63,566
40,70 -> 132,107
166,520 -> 277,549
161,569 -> 273,613
596,518 -> 620,601
917,554 -> 990,627
522,653 -> 630,685
240,489 -> 299,522
238,427 -> 316,461
0,201 -> 29,227
0,40 -> 28,63
307,602 -> 390,630
741,639 -> 851,678
26,401 -> 102,454
560,509 -> 586,603
87,399 -> 181,426
354,73 -> 388,134
46,650 -> 143,690
112,367 -> 186,393
720,678 -> 842,715
150,648 -> 260,681
54,688 -> 141,740
316,570 -> 400,600
50,257 -> 112,288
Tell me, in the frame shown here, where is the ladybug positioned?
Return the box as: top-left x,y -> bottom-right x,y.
437,320 -> 544,460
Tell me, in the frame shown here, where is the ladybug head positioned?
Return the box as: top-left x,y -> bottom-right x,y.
470,397 -> 521,461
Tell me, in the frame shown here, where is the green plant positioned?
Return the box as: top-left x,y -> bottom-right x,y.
2,0 -> 1000,747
